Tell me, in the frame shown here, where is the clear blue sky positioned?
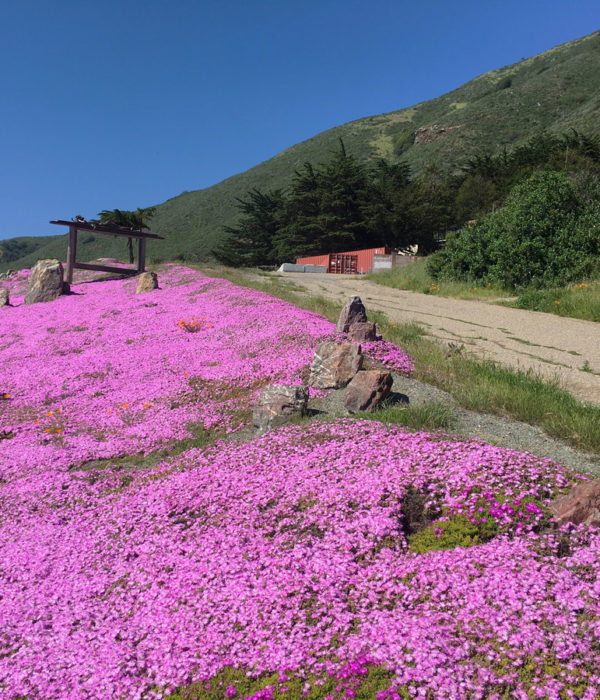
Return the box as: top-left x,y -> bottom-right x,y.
1,0 -> 598,240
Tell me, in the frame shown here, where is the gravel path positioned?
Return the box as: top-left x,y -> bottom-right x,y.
278,272 -> 600,405
265,271 -> 600,477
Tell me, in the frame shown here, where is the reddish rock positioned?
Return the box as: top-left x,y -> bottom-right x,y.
336,296 -> 367,333
252,384 -> 309,432
309,342 -> 363,389
136,271 -> 159,294
348,321 -> 378,343
344,370 -> 393,413
549,480 -> 600,526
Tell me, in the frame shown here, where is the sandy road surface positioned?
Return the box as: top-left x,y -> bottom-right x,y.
278,272 -> 600,405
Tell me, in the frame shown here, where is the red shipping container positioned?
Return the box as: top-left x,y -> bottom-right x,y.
296,247 -> 390,274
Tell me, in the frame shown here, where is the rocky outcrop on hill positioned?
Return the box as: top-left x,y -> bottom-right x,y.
414,124 -> 461,145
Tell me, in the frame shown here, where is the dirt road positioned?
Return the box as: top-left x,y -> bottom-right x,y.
278,272 -> 600,405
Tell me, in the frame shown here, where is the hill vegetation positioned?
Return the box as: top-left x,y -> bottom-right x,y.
2,29 -> 600,271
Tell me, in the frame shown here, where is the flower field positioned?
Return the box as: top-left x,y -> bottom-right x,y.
1,266 -> 600,699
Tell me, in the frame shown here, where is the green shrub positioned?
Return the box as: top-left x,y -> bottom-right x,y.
428,171 -> 600,290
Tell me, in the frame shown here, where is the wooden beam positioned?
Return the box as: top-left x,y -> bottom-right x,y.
72,262 -> 138,276
50,220 -> 163,239
66,226 -> 77,284
137,237 -> 146,273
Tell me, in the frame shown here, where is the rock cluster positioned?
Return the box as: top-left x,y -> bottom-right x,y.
25,259 -> 68,305
253,295 -> 392,431
0,289 -> 9,307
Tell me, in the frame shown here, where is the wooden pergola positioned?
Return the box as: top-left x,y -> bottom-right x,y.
50,219 -> 165,284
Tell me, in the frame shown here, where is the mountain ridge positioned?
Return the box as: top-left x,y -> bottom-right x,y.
2,29 -> 599,270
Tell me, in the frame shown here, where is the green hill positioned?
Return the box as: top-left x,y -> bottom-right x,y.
2,29 -> 600,271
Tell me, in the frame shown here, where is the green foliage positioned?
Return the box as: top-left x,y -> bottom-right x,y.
97,206 -> 157,263
409,514 -> 498,553
212,188 -> 285,267
167,661 -> 399,699
356,402 -> 454,432
428,171 -> 600,290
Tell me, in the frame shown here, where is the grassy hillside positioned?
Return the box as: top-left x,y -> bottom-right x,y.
2,29 -> 599,271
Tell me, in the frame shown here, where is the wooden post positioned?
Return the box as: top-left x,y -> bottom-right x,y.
66,226 -> 78,284
137,237 -> 147,273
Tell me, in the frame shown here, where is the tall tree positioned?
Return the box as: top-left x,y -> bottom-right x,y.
317,140 -> 371,251
273,162 -> 325,261
363,159 -> 412,249
212,188 -> 285,267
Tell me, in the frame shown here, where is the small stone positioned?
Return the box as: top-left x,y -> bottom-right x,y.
344,370 -> 393,413
549,480 -> 600,526
136,271 -> 159,294
348,321 -> 378,343
336,295 -> 367,333
0,289 -> 9,307
252,384 -> 309,432
25,259 -> 65,305
309,342 -> 363,389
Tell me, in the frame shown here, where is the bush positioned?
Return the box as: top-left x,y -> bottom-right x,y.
428,171 -> 600,290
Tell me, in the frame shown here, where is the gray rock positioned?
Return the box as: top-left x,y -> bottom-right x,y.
336,295 -> 367,333
136,271 -> 159,294
348,321 -> 378,343
309,342 -> 363,389
25,259 -> 65,305
252,384 -> 309,431
0,289 -> 9,307
344,370 -> 393,413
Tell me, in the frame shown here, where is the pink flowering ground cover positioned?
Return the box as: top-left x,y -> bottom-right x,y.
1,266 -> 599,699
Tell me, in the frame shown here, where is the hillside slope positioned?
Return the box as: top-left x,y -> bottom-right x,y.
2,29 -> 599,271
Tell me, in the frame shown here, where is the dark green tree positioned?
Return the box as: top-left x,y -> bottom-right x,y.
272,162 -> 325,261
404,164 -> 458,253
363,159 -> 412,249
212,188 -> 285,267
316,140 -> 372,252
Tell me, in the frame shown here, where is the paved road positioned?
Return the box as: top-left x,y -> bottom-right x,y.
278,272 -> 600,405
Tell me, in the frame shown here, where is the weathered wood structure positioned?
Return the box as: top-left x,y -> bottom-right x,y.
50,219 -> 164,284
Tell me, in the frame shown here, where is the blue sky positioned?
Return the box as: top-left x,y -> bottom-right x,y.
1,0 -> 598,240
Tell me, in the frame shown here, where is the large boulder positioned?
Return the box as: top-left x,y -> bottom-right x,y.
348,321 -> 378,343
25,259 -> 65,305
136,271 -> 159,294
252,384 -> 309,432
549,480 -> 600,527
309,342 -> 363,389
344,370 -> 393,413
336,295 -> 367,333
0,289 -> 9,307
